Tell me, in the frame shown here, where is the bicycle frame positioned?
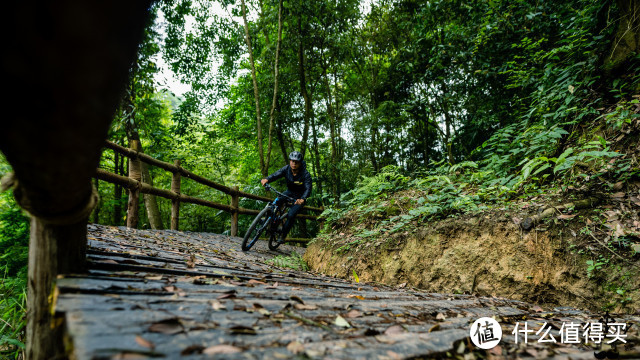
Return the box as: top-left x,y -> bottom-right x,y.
263,184 -> 295,232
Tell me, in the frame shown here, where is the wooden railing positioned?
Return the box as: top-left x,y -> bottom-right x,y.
94,140 -> 323,242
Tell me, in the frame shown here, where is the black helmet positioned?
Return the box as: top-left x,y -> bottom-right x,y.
289,151 -> 303,162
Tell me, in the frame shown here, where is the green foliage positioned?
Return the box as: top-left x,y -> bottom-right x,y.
0,159 -> 28,359
0,194 -> 29,278
266,251 -> 309,271
0,270 -> 26,359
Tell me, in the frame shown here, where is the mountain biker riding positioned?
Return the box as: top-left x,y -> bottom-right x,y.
260,151 -> 312,244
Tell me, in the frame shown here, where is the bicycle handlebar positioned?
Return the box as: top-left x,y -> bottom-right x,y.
264,184 -> 296,203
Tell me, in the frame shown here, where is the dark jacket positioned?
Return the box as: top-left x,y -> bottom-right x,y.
266,161 -> 312,200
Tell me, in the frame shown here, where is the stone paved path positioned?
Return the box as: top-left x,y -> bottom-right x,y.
54,225 -> 639,359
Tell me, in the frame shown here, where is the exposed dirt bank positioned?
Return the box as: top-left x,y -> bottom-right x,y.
304,212 -> 640,313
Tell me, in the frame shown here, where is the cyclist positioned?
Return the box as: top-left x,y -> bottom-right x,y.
260,151 -> 312,244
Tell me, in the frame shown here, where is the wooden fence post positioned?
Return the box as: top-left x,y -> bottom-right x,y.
126,139 -> 142,228
171,159 -> 181,230
231,185 -> 239,237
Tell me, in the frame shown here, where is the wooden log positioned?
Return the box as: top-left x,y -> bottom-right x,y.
178,168 -> 233,195
105,141 -> 325,213
171,160 -> 181,231
95,169 -> 320,220
231,185 -> 239,237
113,149 -> 123,225
27,220 -> 67,359
105,140 -> 178,173
126,140 -> 142,228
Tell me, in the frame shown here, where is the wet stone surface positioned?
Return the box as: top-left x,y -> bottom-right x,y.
55,224 -> 640,359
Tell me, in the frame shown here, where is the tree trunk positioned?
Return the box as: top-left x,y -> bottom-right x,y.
606,0 -> 640,72
332,71 -> 343,203
113,149 -> 123,225
141,161 -> 164,229
92,177 -> 100,223
438,81 -> 455,165
311,114 -> 324,204
124,117 -> 164,229
265,0 -> 284,172
298,16 -> 312,158
171,160 -> 181,231
241,0 -> 266,177
127,139 -> 142,228
321,63 -> 339,205
258,0 -> 271,47
276,112 -> 290,163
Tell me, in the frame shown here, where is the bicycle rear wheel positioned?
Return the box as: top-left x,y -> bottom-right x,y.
242,206 -> 271,251
268,232 -> 282,251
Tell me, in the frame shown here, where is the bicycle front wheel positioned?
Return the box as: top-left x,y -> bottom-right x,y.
242,206 -> 272,252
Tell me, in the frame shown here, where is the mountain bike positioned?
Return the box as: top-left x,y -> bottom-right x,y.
241,184 -> 295,252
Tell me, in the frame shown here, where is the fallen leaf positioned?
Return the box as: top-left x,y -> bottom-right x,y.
111,353 -> 148,359
134,336 -> 154,349
208,300 -> 226,311
186,254 -> 196,268
614,223 -> 626,238
247,279 -> 267,285
229,325 -> 257,335
557,214 -> 577,220
250,303 -> 272,316
286,341 -> 305,354
611,192 -> 625,200
202,345 -> 242,354
217,292 -> 237,300
293,303 -> 318,311
346,294 -> 365,300
346,309 -> 362,318
98,259 -> 118,264
144,275 -> 163,281
384,325 -> 405,335
290,295 -> 305,304
148,318 -> 183,335
512,217 -> 521,225
375,335 -> 398,344
180,345 -> 205,355
435,312 -> 447,321
386,350 -> 402,360
334,315 -> 351,328
488,345 -> 502,356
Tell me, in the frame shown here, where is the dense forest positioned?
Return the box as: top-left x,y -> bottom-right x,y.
2,0 -> 640,356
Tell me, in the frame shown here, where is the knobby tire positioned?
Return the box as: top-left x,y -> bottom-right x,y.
268,233 -> 281,251
242,206 -> 271,251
